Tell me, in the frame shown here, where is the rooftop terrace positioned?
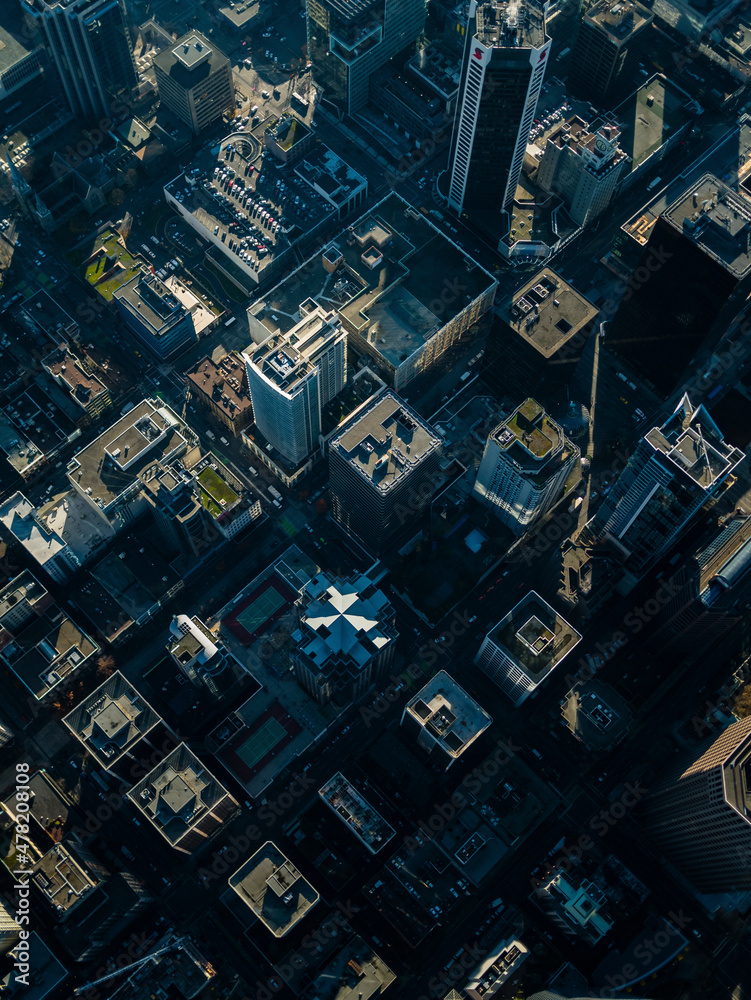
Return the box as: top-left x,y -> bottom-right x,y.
405,669 -> 491,758
505,269 -> 599,357
487,591 -> 582,681
319,772 -> 396,853
248,193 -> 496,368
229,842 -> 319,937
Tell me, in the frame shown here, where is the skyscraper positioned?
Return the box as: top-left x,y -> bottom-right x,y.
153,32 -> 234,135
567,0 -> 653,108
244,307 -> 346,466
639,717 -> 751,893
447,0 -> 550,239
329,391 -> 443,551
22,0 -> 135,119
294,569 -> 398,705
581,394 -> 744,589
308,0 -> 426,116
473,399 -> 579,535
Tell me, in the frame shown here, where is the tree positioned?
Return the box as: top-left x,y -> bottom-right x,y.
96,654 -> 115,680
733,685 -> 751,719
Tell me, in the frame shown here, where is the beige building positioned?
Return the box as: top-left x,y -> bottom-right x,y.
154,32 -> 234,134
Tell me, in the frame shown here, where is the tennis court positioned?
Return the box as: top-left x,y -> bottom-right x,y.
234,586 -> 287,635
235,717 -> 287,770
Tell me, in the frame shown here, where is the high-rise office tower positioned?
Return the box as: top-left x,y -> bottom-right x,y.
294,569 -> 398,705
329,391 -> 442,551
567,0 -> 653,108
473,399 -> 579,536
22,0 -> 135,119
153,32 -> 234,135
308,0 -> 427,116
582,394 -> 744,589
244,307 -> 346,466
447,0 -> 550,239
639,717 -> 751,893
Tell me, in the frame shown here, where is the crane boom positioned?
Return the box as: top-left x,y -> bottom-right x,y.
72,936 -> 185,995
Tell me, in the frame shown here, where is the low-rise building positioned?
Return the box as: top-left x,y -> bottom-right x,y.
319,772 -> 395,853
185,352 -> 254,437
475,592 -> 582,706
265,114 -> 314,165
228,841 -> 319,937
402,670 -> 491,769
0,591 -> 98,703
113,271 -> 199,360
66,398 -> 200,534
127,743 -> 239,854
41,344 -> 112,424
295,144 -> 368,220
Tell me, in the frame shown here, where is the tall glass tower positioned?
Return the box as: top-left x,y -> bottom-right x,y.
23,0 -> 136,119
308,0 -> 426,116
447,0 -> 550,237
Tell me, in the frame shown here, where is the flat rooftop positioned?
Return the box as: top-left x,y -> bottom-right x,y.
166,135 -> 334,282
663,173 -> 751,279
186,352 -> 252,425
504,268 -> 598,357
487,590 -> 582,681
67,399 -> 194,508
614,76 -> 693,175
248,193 -> 497,367
475,0 -> 546,49
319,772 -> 396,853
154,31 -> 226,79
561,679 -> 632,750
644,392 -> 743,490
30,844 -> 98,915
295,144 -> 368,210
63,671 -> 162,768
492,398 -> 564,463
1,606 -> 97,701
406,669 -> 492,758
585,0 -> 652,39
407,43 -> 461,101
330,391 -> 442,495
229,842 -> 319,937
127,743 -> 237,849
217,0 -> 262,28
113,272 -> 191,339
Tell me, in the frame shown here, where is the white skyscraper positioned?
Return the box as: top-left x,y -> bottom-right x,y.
473,398 -> 578,535
244,307 -> 346,466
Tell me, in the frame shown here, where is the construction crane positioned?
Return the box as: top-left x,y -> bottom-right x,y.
72,936 -> 186,995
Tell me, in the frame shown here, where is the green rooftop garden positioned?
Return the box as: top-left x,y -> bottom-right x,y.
70,228 -> 142,301
198,466 -> 239,516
